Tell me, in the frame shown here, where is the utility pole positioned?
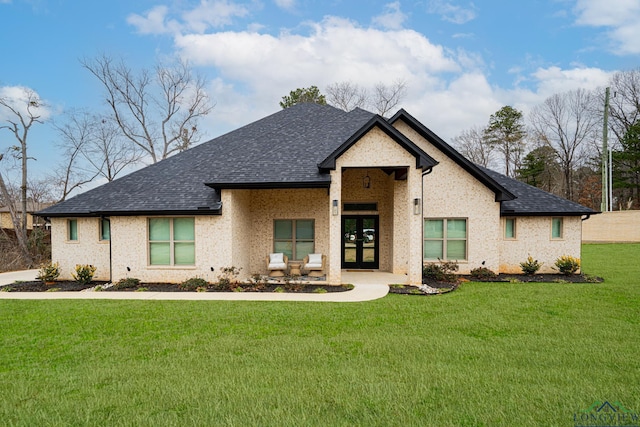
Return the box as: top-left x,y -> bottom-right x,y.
601,87 -> 610,212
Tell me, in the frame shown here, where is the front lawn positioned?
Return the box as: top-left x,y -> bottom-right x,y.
0,244 -> 638,426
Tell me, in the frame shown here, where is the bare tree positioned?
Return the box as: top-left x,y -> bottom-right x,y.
452,126 -> 495,168
52,111 -> 101,201
608,68 -> 640,143
371,79 -> 407,117
81,55 -> 214,163
0,87 -> 47,267
326,81 -> 368,112
529,89 -> 599,201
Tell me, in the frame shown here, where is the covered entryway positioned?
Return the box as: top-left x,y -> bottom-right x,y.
341,215 -> 379,269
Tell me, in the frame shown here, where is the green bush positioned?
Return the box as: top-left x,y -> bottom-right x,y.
180,277 -> 209,291
423,261 -> 458,283
554,255 -> 580,275
114,277 -> 140,290
469,267 -> 497,280
72,264 -> 96,285
37,262 -> 60,282
520,256 -> 543,275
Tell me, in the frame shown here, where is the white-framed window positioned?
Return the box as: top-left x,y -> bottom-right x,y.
423,218 -> 467,261
68,219 -> 78,241
504,217 -> 516,239
274,219 -> 315,261
551,217 -> 563,239
99,218 -> 110,241
148,218 -> 195,266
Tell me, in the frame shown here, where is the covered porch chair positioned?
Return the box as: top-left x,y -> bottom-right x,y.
266,253 -> 288,277
303,253 -> 325,277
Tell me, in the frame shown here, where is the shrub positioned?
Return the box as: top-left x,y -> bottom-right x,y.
72,264 -> 96,285
554,255 -> 580,275
37,262 -> 60,282
114,277 -> 140,290
520,256 -> 543,275
217,266 -> 241,290
423,260 -> 459,283
469,267 -> 497,281
180,277 -> 209,291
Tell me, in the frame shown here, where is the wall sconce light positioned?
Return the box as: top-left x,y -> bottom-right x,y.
413,198 -> 421,215
332,199 -> 339,216
363,172 -> 371,189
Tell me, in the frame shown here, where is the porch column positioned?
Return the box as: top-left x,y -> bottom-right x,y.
328,169 -> 342,285
407,169 -> 423,285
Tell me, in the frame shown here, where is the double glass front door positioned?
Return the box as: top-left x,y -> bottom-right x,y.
342,216 -> 379,269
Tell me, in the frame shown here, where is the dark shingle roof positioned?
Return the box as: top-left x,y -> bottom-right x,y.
39,103 -> 376,217
38,102 -> 596,218
479,166 -> 597,216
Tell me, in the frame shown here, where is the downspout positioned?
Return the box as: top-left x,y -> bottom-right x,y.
101,216 -> 112,282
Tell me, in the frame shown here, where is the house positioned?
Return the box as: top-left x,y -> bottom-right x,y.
0,201 -> 51,230
38,103 -> 596,285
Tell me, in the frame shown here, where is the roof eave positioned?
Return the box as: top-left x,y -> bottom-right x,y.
205,181 -> 331,190
389,109 -> 516,202
318,115 -> 438,171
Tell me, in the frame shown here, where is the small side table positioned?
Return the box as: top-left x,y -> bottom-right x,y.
289,262 -> 302,276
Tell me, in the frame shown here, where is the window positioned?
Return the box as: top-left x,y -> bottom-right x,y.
148,218 -> 195,266
100,219 -> 110,241
274,219 -> 314,261
551,217 -> 563,239
424,218 -> 467,260
505,218 -> 516,239
68,219 -> 78,241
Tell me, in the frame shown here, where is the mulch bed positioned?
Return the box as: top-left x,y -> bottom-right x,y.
1,281 -> 352,293
461,273 -> 603,283
388,273 -> 602,296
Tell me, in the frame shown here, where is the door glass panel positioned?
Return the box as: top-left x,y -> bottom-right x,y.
362,218 -> 376,263
343,218 -> 357,264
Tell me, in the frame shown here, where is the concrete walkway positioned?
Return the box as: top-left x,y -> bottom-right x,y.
0,270 -> 407,302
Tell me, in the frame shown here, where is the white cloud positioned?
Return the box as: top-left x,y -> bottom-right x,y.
427,0 -> 476,25
182,0 -> 249,33
372,1 -> 407,30
274,0 -> 296,11
573,0 -> 640,54
127,1 -> 249,35
129,9 -> 615,143
127,5 -> 180,35
0,86 -> 52,122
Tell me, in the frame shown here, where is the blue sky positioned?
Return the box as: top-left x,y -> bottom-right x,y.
1,0 -> 639,186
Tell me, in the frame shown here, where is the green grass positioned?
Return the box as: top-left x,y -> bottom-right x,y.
1,244 -> 639,426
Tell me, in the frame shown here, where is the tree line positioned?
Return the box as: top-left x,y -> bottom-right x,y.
453,70 -> 640,211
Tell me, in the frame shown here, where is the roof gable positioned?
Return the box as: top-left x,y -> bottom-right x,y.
389,109 -> 515,202
318,115 -> 438,171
